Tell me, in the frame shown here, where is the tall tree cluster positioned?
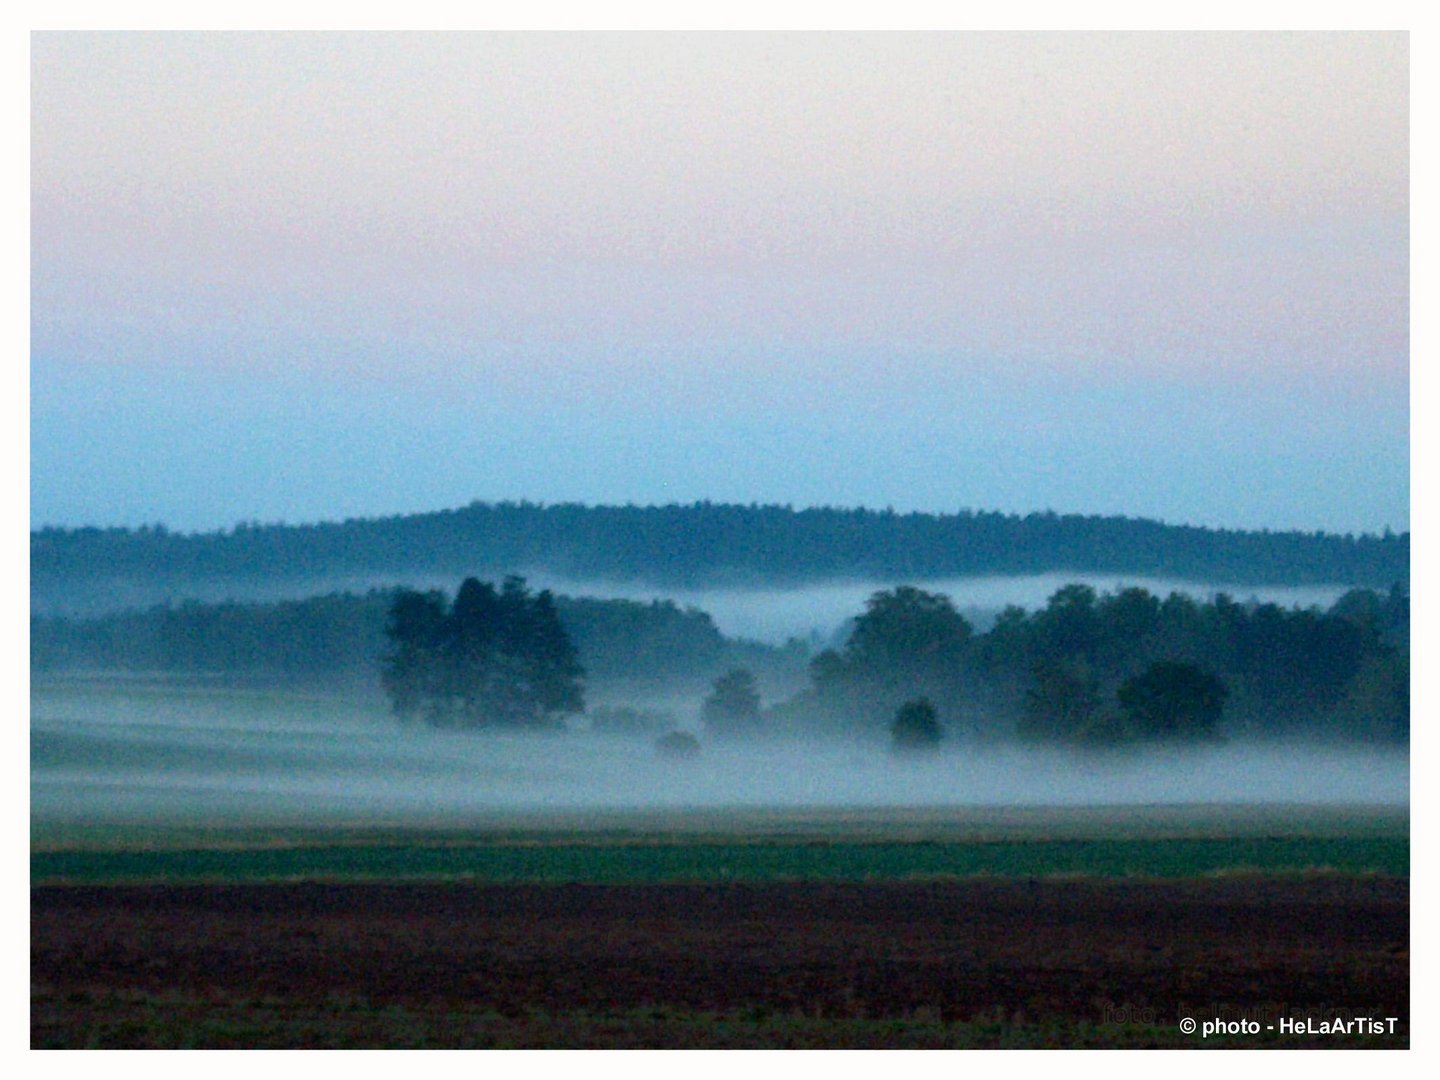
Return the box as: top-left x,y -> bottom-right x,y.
382,576 -> 584,729
788,583 -> 1408,745
805,586 -> 973,736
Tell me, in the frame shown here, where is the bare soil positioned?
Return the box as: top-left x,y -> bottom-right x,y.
32,875 -> 1408,1048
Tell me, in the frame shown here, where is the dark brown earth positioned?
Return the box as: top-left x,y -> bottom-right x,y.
32,876 -> 1409,1048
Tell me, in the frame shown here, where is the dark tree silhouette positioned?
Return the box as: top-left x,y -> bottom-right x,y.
701,668 -> 762,739
807,586 -> 972,736
1116,661 -> 1228,742
1033,583 -> 1102,662
381,589 -> 447,719
845,586 -> 972,678
1019,660 -> 1102,742
383,576 -> 583,730
891,698 -> 943,752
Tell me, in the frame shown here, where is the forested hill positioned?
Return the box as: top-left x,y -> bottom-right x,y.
33,501 -> 1407,610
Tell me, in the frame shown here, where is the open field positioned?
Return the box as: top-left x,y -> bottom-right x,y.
32,801 -> 1409,884
33,875 -> 1408,1049
31,806 -> 1409,1048
32,680 -> 1409,1047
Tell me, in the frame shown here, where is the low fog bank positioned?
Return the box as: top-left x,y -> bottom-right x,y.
550,573 -> 1357,644
32,688 -> 1407,827
32,569 -> 1355,643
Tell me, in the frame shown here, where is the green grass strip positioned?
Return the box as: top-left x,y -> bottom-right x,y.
31,835 -> 1409,884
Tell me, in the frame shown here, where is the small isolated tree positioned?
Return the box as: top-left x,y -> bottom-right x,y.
891,697 -> 943,753
701,668 -> 762,739
1116,660 -> 1227,742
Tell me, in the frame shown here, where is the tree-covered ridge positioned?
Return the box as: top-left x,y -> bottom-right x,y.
32,501 -> 1408,604
31,588 -> 798,688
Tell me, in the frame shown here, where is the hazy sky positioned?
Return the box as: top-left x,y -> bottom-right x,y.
30,32 -> 1409,534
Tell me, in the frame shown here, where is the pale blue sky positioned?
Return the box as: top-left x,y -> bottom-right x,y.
30,32 -> 1409,534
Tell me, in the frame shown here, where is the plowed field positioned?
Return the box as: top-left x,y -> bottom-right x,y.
32,875 -> 1408,1048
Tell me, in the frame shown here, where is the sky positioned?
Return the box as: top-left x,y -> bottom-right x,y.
29,31 -> 1410,535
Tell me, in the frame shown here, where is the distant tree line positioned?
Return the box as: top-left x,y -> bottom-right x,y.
31,586 -> 802,690
33,575 -> 1408,747
32,501 -> 1408,613
767,582 -> 1408,746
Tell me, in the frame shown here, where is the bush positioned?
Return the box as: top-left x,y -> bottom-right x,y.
891,698 -> 943,753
